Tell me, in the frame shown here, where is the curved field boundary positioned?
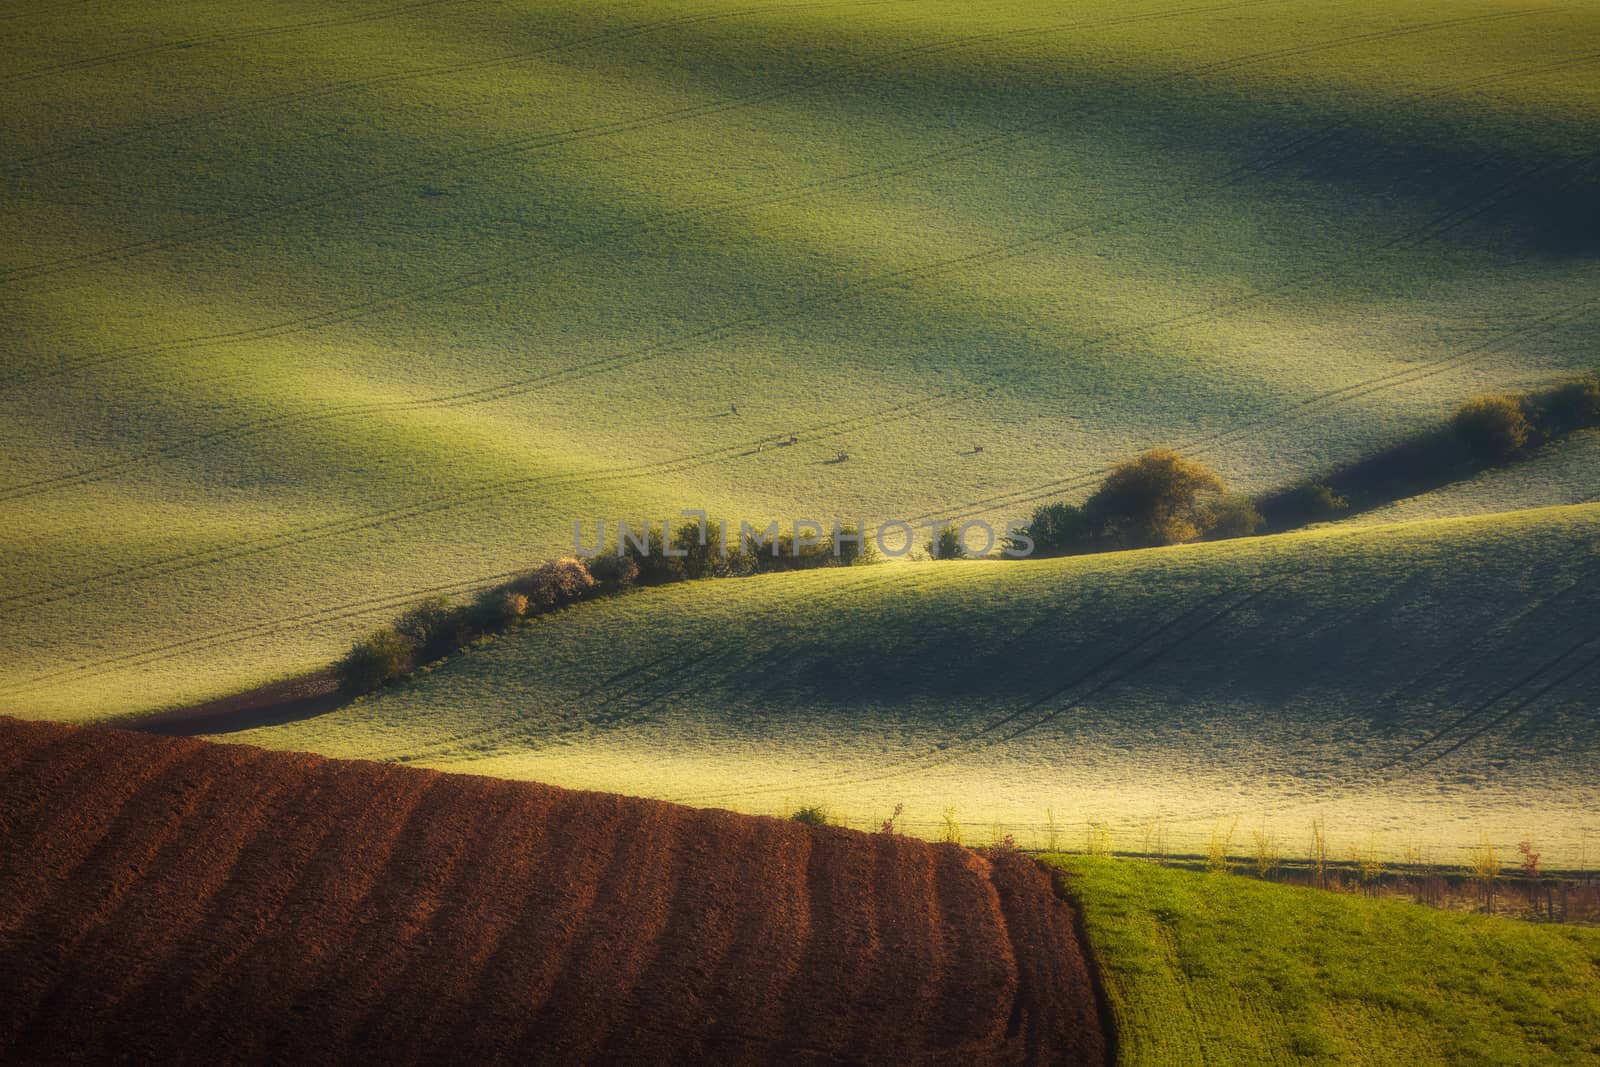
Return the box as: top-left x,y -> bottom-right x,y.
341,565 -> 947,766
0,717 -> 1109,1066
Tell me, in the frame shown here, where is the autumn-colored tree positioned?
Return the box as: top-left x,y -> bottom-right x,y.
1085,448 -> 1225,548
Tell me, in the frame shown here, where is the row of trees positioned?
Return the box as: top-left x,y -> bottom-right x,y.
989,373 -> 1600,561
337,558 -> 597,694
338,375 -> 1600,689
618,520 -> 875,584
336,521 -> 875,695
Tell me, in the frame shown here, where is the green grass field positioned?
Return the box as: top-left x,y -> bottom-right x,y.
225,504 -> 1600,866
1349,428 -> 1600,528
1054,855 -> 1600,1065
2,0 -> 1598,719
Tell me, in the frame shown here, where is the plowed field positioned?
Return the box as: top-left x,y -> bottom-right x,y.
0,717 -> 1108,1065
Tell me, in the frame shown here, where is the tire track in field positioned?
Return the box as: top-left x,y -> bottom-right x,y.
7,107 -> 1583,508
1186,621 -> 1600,838
0,0 -> 1308,391
0,14 -> 1574,668
0,395 -> 949,628
1367,561 -> 1600,721
0,4 -> 1561,410
0,0 -> 923,175
5,2 -> 1529,291
1378,625 -> 1600,779
503,566 -> 948,735
936,147 -> 1600,522
1,252 -> 1587,664
0,569 -> 528,697
1206,47 -> 1600,188
1395,642 -> 1600,773
0,0 -> 1307,286
1162,553 -> 1600,833
6,33 -> 1585,507
676,570 -> 1296,806
351,567 -> 932,765
0,0 -> 477,85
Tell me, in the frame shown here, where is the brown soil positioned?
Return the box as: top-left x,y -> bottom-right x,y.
0,717 -> 1109,1065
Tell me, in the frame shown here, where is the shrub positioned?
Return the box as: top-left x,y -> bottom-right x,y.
335,626 -> 414,695
1452,394 -> 1530,462
1199,493 -> 1263,539
1539,373 -> 1600,433
473,587 -> 529,632
927,524 -> 966,560
1086,448 -> 1225,548
1470,833 -> 1502,913
1280,483 -> 1348,524
751,531 -> 850,572
835,524 -> 878,567
395,596 -> 473,662
790,804 -> 829,827
1012,501 -> 1095,556
672,521 -> 760,579
587,552 -> 639,592
1251,828 -> 1281,880
622,527 -> 686,585
939,806 -> 963,845
1205,817 -> 1237,874
510,557 -> 598,611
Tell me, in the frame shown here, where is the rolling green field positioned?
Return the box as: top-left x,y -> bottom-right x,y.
2,0 -> 1599,719
1054,856 -> 1600,1065
227,504 -> 1600,866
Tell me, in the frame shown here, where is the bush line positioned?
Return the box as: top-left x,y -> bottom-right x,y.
336,521 -> 875,695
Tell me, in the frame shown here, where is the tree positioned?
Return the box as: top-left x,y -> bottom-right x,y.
587,552 -> 639,592
1013,501 -> 1095,556
394,596 -> 472,662
335,627 -> 413,695
927,524 -> 966,560
1199,493 -> 1264,539
670,521 -> 758,579
511,557 -> 598,609
1452,394 -> 1530,462
1085,449 -> 1224,548
1280,483 -> 1348,524
472,587 -> 529,632
1541,373 -> 1600,433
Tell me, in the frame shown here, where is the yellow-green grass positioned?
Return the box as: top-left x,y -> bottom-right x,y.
1054,855 -> 1600,1066
225,504 -> 1600,866
3,0 -> 1599,718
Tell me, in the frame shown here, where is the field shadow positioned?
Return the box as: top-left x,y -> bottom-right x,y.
132,669 -> 343,736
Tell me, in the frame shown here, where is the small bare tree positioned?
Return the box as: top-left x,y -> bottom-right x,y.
1309,816 -> 1329,890
1470,834 -> 1502,913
